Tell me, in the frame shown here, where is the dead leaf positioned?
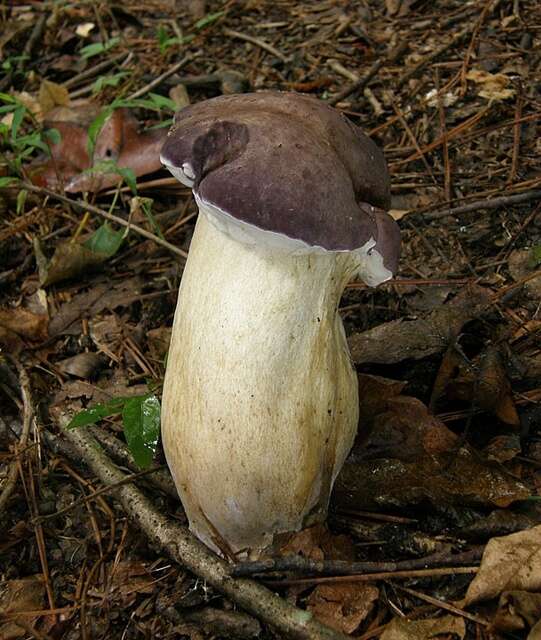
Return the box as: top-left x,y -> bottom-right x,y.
508,249 -> 541,300
466,68 -> 515,101
57,352 -> 104,379
279,524 -> 355,562
48,277 -> 142,337
0,575 -> 46,640
307,583 -> 379,634
38,79 -> 70,115
29,107 -> 168,193
465,525 -> 541,604
493,591 -> 541,634
336,446 -> 530,512
355,395 -> 458,462
37,240 -> 113,286
380,615 -> 465,639
348,284 -> 492,365
0,307 -> 48,341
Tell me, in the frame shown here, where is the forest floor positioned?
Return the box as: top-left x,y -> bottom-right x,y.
1,0 -> 541,638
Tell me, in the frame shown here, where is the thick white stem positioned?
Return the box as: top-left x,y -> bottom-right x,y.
162,210 -> 359,555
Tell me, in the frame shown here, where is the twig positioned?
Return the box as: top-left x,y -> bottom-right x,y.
89,426 -> 178,498
33,462 -> 168,523
127,53 -> 198,100
327,43 -> 407,107
58,416 -> 347,640
396,26 -> 470,90
394,585 -> 489,626
223,28 -> 289,63
265,566 -> 479,587
231,547 -> 483,578
425,189 -> 541,220
22,184 -> 188,259
62,52 -> 130,89
0,361 -> 33,513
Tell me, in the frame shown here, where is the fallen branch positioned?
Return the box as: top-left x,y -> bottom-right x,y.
57,414 -> 347,640
231,547 -> 483,578
425,189 -> 541,220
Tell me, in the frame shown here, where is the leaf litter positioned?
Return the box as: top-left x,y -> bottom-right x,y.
1,0 -> 541,638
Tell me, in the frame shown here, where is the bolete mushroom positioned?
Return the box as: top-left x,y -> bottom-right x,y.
160,91 -> 400,556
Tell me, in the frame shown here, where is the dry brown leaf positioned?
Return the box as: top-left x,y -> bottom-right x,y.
0,307 -> 48,341
57,352 -> 103,379
348,284 -> 492,365
37,241 -> 112,286
466,68 -> 515,101
307,583 -> 379,634
380,615 -> 466,639
493,591 -> 541,634
336,445 -> 530,512
465,525 -> 541,605
0,575 -> 46,640
38,79 -> 70,115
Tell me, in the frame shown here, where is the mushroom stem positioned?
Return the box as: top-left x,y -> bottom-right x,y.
162,206 -> 360,555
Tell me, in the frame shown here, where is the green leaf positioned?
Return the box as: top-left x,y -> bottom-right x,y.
80,37 -> 120,60
44,127 -> 61,146
91,71 -> 131,95
11,105 -> 25,140
87,106 -> 114,157
529,245 -> 541,268
122,395 -> 161,469
84,221 -> 125,257
67,397 -> 126,428
194,11 -> 225,30
0,176 -> 19,188
16,189 -> 27,215
148,92 -> 177,111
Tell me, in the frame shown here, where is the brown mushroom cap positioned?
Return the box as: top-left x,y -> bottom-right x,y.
161,91 -> 399,271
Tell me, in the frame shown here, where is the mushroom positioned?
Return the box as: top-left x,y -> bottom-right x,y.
160,91 -> 400,556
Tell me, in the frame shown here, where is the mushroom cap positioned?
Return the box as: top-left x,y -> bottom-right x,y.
161,91 -> 399,275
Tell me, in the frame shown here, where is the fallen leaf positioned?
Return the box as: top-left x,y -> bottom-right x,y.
307,583 -> 379,634
508,249 -> 541,301
466,68 -> 515,101
57,352 -> 104,379
38,79 -> 70,115
336,446 -> 530,512
493,591 -> 541,634
465,525 -> 541,604
0,575 -> 46,640
380,615 -> 465,639
279,524 -> 355,562
0,307 -> 48,341
348,284 -> 492,364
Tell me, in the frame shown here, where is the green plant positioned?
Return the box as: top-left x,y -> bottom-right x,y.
0,92 -> 59,179
68,394 -> 161,469
79,36 -> 120,60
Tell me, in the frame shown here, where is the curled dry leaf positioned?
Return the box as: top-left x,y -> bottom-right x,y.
380,615 -> 465,640
493,591 -> 541,635
29,106 -> 167,193
465,525 -> 541,605
307,583 -> 379,634
466,68 -> 515,101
